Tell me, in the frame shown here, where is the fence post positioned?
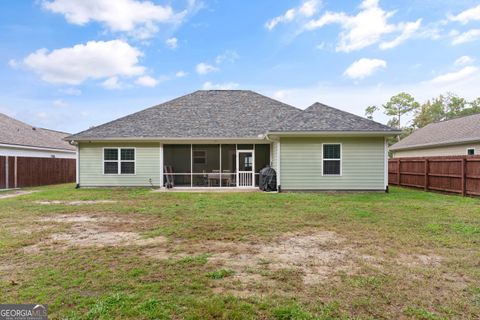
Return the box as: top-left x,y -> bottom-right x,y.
461,158 -> 466,196
424,159 -> 429,191
397,159 -> 401,186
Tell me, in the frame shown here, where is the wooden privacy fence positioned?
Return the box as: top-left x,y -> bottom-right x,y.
389,156 -> 480,197
0,156 -> 76,189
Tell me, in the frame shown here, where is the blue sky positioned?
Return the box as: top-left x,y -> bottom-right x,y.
1,0 -> 479,133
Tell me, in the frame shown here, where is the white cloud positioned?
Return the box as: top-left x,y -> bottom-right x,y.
135,75 -> 159,87
429,66 -> 478,84
102,76 -> 122,90
53,99 -> 68,107
305,0 -> 421,52
451,28 -> 480,45
202,81 -> 239,90
8,59 -> 18,68
59,87 -> 82,95
22,40 -> 144,85
175,71 -> 188,78
42,0 -> 194,39
165,37 -> 178,49
379,19 -> 422,50
448,5 -> 480,24
454,55 -> 475,66
344,58 -> 387,80
215,50 -> 239,64
196,62 -> 219,75
265,0 -> 321,30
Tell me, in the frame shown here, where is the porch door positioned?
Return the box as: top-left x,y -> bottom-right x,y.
236,150 -> 255,187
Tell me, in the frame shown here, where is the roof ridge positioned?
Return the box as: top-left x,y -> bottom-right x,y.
305,102 -> 395,130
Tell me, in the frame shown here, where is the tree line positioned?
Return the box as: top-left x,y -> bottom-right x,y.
365,92 -> 480,144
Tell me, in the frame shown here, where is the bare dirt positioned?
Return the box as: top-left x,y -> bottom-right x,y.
0,190 -> 37,199
23,214 -> 165,253
34,200 -> 117,205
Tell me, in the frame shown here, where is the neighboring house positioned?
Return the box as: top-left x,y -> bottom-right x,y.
390,113 -> 480,158
0,113 -> 76,158
66,90 -> 399,191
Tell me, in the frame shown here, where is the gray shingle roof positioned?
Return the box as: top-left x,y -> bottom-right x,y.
67,90 -> 398,140
272,102 -> 396,132
0,113 -> 75,151
390,113 -> 480,151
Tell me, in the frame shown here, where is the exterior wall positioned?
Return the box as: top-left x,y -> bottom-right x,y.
0,145 -> 76,159
271,141 -> 279,171
392,142 -> 480,158
280,137 -> 386,190
79,142 -> 160,187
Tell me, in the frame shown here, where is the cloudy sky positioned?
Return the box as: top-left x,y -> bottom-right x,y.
1,0 -> 479,133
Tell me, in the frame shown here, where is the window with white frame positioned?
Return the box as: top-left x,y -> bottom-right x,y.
467,148 -> 475,156
323,144 -> 341,176
104,148 -> 135,174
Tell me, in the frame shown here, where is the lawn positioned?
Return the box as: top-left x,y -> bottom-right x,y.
0,184 -> 479,319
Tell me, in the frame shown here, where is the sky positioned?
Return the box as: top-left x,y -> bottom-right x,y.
1,0 -> 480,133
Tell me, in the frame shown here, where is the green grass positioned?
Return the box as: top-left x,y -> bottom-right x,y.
0,184 -> 479,319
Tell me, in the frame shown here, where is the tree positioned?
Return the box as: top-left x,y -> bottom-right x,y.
412,92 -> 468,128
383,92 -> 419,130
364,105 -> 379,120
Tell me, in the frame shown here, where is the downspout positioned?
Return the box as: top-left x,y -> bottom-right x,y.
264,133 -> 281,192
69,140 -> 80,189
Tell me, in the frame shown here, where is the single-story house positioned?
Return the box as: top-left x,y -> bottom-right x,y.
0,113 -> 76,159
0,113 -> 76,189
390,113 -> 480,158
66,90 -> 399,191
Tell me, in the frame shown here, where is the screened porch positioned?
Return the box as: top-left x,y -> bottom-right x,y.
163,144 -> 271,188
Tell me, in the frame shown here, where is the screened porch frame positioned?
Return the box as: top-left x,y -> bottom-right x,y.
160,143 -> 270,188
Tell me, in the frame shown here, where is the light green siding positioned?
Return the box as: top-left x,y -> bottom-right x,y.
280,137 -> 386,190
79,142 -> 160,187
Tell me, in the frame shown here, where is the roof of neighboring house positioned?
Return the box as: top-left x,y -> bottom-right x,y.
67,90 -> 398,141
272,102 -> 395,132
390,113 -> 480,151
0,113 -> 75,151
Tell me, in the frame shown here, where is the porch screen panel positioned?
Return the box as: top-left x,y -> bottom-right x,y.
164,145 -> 191,187
192,144 -> 220,187
254,144 -> 270,187
221,144 -> 236,187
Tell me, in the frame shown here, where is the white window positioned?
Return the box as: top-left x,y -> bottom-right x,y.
104,148 -> 135,175
467,148 -> 475,156
322,144 -> 341,176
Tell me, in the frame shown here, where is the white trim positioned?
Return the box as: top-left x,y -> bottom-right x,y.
0,143 -> 75,153
76,145 -> 80,185
159,143 -> 164,188
321,143 -> 342,176
277,140 -> 281,188
384,137 -> 388,189
467,147 -> 475,155
102,147 -> 136,175
192,149 -> 207,165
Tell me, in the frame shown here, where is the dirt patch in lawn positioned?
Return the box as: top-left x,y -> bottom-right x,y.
34,200 -> 117,205
0,190 -> 37,199
396,253 -> 443,267
23,213 -> 165,253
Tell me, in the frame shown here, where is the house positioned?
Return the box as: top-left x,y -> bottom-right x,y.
390,113 -> 480,158
0,113 -> 76,159
0,113 -> 76,189
66,90 -> 399,191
